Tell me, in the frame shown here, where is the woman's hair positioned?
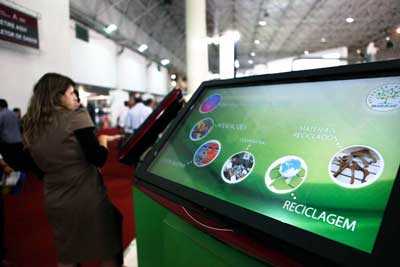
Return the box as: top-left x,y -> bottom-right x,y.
23,73 -> 75,144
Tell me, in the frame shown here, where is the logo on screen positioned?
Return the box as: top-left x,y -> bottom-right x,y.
189,118 -> 214,141
193,140 -> 221,167
265,156 -> 308,194
221,151 -> 255,184
367,84 -> 400,111
329,145 -> 384,189
200,94 -> 221,113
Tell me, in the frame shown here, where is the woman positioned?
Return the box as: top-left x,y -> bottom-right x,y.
23,73 -> 123,267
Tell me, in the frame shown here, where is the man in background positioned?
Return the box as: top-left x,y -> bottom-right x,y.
117,100 -> 132,129
143,94 -> 157,110
0,99 -> 23,170
124,96 -> 152,134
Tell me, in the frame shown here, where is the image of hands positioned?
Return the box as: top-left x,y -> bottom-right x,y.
265,156 -> 308,194
221,151 -> 255,184
329,146 -> 384,188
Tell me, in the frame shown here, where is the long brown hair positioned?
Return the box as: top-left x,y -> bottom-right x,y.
23,73 -> 75,144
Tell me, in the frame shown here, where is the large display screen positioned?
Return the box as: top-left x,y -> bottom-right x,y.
146,73 -> 400,255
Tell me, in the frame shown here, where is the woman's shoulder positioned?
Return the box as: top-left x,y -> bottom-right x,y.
67,108 -> 95,131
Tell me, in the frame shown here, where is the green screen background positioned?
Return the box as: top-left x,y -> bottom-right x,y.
148,76 -> 400,253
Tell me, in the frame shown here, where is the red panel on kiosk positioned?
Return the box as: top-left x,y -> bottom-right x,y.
119,89 -> 184,165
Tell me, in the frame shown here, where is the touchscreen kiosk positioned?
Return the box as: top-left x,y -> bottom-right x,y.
135,60 -> 400,266
119,88 -> 184,165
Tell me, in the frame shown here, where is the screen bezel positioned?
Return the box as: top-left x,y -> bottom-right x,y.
135,60 -> 400,266
119,88 -> 183,165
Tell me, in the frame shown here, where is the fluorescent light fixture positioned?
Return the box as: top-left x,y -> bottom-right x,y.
320,37 -> 326,43
254,39 -> 260,45
104,24 -> 117,34
259,20 -> 267,26
250,51 -> 256,57
322,52 -> 341,59
161,59 -> 170,66
170,74 -> 177,80
346,17 -> 354,23
234,59 -> 240,69
248,59 -> 254,64
397,27 -> 400,34
138,44 -> 148,52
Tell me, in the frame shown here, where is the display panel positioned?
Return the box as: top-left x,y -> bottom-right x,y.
137,61 -> 400,265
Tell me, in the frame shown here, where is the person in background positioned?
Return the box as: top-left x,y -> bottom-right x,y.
124,96 -> 152,134
12,108 -> 22,134
143,94 -> 157,110
12,108 -> 21,121
86,102 -> 96,125
117,100 -> 132,129
22,73 -> 123,267
0,99 -> 23,170
0,154 -> 14,267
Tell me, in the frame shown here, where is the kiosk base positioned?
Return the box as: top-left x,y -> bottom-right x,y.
133,187 -> 269,267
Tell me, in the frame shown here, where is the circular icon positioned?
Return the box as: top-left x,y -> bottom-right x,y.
193,140 -> 221,167
367,84 -> 400,111
329,145 -> 384,189
221,151 -> 255,184
200,94 -> 221,113
265,156 -> 308,194
189,118 -> 214,141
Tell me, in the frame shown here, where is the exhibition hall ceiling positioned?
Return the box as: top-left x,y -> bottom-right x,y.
70,0 -> 400,74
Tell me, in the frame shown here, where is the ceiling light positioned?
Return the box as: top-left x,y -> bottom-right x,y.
171,81 -> 177,87
345,17 -> 354,23
258,20 -> 267,26
304,50 -> 309,55
170,74 -> 177,80
104,24 -> 117,34
138,44 -> 148,52
248,59 -> 254,64
385,36 -> 391,41
250,51 -> 256,57
160,59 -> 170,66
322,53 -> 341,59
234,59 -> 240,69
320,37 -> 326,43
254,39 -> 260,45
396,27 -> 400,34
356,49 -> 361,54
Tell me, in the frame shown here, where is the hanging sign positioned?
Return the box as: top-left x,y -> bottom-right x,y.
0,3 -> 39,48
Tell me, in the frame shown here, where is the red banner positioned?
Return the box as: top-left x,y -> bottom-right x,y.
0,2 -> 39,48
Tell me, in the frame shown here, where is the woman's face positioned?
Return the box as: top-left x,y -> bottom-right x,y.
61,86 -> 79,111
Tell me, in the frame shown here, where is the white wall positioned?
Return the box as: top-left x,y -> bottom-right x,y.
146,62 -> 169,95
0,7 -> 169,114
70,21 -> 117,88
0,0 -> 70,113
116,48 -> 147,91
70,20 -> 169,95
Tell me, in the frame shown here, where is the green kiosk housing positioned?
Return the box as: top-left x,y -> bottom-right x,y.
121,60 -> 400,267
